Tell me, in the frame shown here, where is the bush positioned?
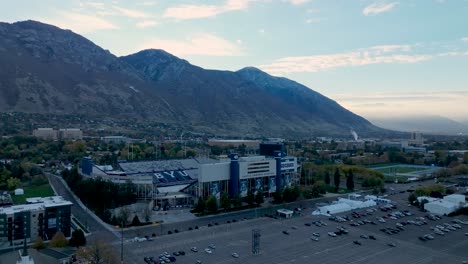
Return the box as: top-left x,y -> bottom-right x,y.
33,236 -> 46,249
69,229 -> 86,247
49,232 -> 68,248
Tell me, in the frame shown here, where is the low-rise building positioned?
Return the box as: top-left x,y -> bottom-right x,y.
0,196 -> 72,246
58,129 -> 82,140
32,128 -> 57,140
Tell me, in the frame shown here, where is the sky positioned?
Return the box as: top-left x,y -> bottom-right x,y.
2,0 -> 468,122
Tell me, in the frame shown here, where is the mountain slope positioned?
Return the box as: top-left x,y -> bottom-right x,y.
0,20 -> 174,120
0,20 -> 385,138
122,50 -> 382,137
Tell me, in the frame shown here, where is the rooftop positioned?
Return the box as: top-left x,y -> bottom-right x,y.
0,196 -> 72,215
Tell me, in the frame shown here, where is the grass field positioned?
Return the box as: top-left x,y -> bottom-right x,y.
375,166 -> 427,174
11,184 -> 55,204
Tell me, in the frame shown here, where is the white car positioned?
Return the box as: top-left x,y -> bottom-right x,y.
205,248 -> 213,254
328,232 -> 337,237
232,253 -> 239,258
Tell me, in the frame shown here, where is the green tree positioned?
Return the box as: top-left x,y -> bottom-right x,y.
333,168 -> 341,191
346,170 -> 355,191
233,195 -> 242,208
255,191 -> 264,204
7,177 -> 20,190
220,192 -> 231,211
206,195 -> 218,213
408,193 -> 417,204
246,191 -> 255,207
69,229 -> 87,247
131,215 -> 141,226
272,190 -> 283,204
117,206 -> 131,226
324,171 -> 331,185
195,197 -> 206,213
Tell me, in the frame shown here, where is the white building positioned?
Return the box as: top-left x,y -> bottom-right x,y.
424,194 -> 467,215
424,200 -> 459,216
32,128 -> 57,140
313,197 -> 377,215
58,129 -> 83,140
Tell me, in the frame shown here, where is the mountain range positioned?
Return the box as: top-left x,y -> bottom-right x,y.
0,20 -> 385,138
370,116 -> 468,135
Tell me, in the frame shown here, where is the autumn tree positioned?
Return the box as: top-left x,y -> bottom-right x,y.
76,240 -> 118,264
49,231 -> 68,248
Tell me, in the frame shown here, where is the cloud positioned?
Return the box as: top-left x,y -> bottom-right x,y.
163,0 -> 254,20
306,18 -> 321,24
81,2 -> 106,9
39,11 -> 119,34
258,45 -> 435,75
462,37 -> 468,42
363,2 -> 399,16
139,33 -> 244,56
113,6 -> 149,18
136,20 -> 158,28
137,1 -> 157,6
287,0 -> 310,5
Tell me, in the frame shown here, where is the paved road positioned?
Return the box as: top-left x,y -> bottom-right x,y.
46,173 -> 119,241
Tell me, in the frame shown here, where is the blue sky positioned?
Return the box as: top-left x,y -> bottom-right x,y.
2,0 -> 468,122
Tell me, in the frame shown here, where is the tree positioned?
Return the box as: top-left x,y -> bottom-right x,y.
117,206 -> 131,226
346,170 -> 355,191
33,236 -> 46,249
408,193 -> 417,204
143,206 -> 151,222
69,229 -> 86,247
7,177 -> 20,190
206,195 -> 218,213
246,191 -> 255,207
76,240 -> 118,264
49,231 -> 68,248
195,197 -> 206,213
333,168 -> 341,191
131,215 -> 141,226
272,190 -> 283,204
255,191 -> 264,205
220,192 -> 231,211
233,195 -> 242,208
324,171 -> 331,185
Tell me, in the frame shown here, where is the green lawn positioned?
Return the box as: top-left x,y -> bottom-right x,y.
11,184 -> 55,204
376,167 -> 426,174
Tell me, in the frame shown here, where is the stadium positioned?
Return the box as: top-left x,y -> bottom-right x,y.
80,142 -> 299,209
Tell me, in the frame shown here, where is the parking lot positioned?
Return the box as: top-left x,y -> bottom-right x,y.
121,185 -> 468,264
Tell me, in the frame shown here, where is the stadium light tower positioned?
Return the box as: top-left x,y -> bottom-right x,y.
180,132 -> 186,157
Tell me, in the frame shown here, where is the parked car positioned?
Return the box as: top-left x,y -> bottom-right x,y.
232,253 -> 239,258
353,240 -> 362,245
